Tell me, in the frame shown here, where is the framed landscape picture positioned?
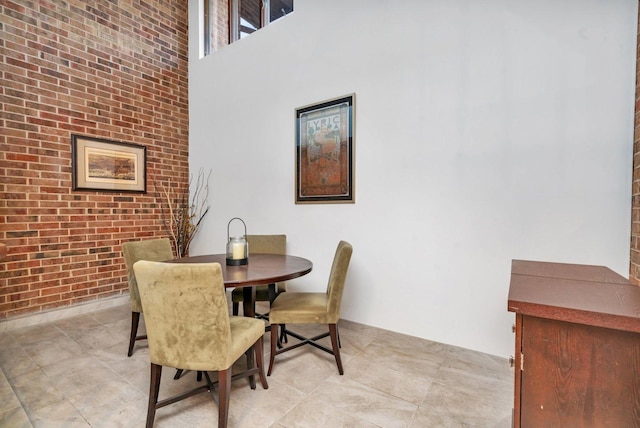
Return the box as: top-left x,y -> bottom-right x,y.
295,94 -> 355,204
71,135 -> 146,193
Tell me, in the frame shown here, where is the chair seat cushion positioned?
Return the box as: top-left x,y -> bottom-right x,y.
231,284 -> 286,302
180,317 -> 266,371
269,292 -> 335,324
227,316 -> 266,367
150,316 -> 266,372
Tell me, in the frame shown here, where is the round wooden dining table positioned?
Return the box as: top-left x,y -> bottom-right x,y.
166,253 -> 313,318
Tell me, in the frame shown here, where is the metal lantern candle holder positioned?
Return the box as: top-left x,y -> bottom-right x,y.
226,217 -> 248,266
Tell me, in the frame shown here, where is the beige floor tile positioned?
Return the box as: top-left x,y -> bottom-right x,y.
409,409 -> 466,428
359,339 -> 447,380
344,353 -> 436,404
334,322 -> 378,355
68,377 -> 148,428
0,344 -> 40,380
62,323 -> 126,351
89,304 -> 131,325
29,399 -> 91,428
151,393 -> 217,427
0,303 -> 513,427
21,335 -> 86,368
277,397 -> 379,427
0,368 -> 25,415
0,405 -> 33,428
10,368 -> 67,413
228,377 -> 305,427
40,355 -> 121,398
8,324 -> 66,347
266,346 -> 342,394
443,344 -> 513,381
421,376 -> 512,424
52,314 -> 102,332
307,376 -> 418,427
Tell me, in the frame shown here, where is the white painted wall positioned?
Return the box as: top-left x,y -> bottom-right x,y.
187,0 -> 637,357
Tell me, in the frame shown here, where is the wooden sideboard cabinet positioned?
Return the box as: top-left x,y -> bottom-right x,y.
508,260 -> 640,428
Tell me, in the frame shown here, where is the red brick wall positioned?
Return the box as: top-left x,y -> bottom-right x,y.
212,0 -> 230,51
0,0 -> 189,319
631,5 -> 640,285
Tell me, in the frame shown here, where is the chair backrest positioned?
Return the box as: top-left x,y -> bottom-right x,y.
247,234 -> 286,255
326,241 -> 353,323
122,238 -> 174,313
248,234 -> 287,289
133,260 -> 234,371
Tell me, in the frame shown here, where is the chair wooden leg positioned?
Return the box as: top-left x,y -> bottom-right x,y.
128,312 -> 141,357
254,336 -> 268,389
270,325 -> 343,375
173,369 -> 202,381
269,284 -> 287,344
268,323 -> 278,376
329,324 -> 344,375
232,302 -> 239,316
246,348 -> 256,390
218,368 -> 231,428
146,363 -> 162,428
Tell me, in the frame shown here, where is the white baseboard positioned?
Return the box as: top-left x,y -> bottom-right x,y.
0,295 -> 130,332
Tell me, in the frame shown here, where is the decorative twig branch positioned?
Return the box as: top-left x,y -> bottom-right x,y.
158,168 -> 211,257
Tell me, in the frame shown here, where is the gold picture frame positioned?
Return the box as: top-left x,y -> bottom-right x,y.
295,94 -> 355,204
71,134 -> 146,193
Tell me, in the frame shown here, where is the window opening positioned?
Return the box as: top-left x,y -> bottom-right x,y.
204,0 -> 293,54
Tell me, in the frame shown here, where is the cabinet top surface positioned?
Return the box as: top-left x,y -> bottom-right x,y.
508,260 -> 640,332
510,259 -> 630,284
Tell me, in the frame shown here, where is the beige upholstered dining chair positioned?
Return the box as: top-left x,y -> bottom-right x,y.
268,240 -> 353,375
122,238 -> 174,357
133,260 -> 268,428
231,234 -> 287,318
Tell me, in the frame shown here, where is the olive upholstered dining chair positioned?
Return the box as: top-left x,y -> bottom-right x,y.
268,240 -> 353,376
231,234 -> 287,318
122,238 -> 174,357
133,260 -> 268,428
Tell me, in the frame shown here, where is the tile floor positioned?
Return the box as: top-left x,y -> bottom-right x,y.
0,301 -> 513,427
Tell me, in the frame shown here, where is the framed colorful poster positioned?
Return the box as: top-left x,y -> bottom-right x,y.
295,94 -> 355,204
72,135 -> 146,193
